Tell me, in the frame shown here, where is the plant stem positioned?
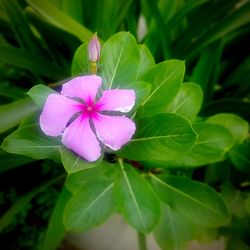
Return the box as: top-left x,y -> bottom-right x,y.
137,231 -> 147,250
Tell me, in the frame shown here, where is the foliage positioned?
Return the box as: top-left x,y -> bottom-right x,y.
0,0 -> 249,249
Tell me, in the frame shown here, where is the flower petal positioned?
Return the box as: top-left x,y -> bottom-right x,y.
93,114 -> 136,150
61,75 -> 102,104
40,94 -> 82,136
97,89 -> 135,112
62,116 -> 101,162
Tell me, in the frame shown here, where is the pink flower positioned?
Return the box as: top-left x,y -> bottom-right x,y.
40,75 -> 136,162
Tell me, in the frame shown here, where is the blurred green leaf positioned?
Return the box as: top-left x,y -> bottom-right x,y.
229,142 -> 250,173
119,113 -> 197,161
184,3 -> 250,59
40,186 -> 71,250
0,174 -> 65,232
207,113 -> 249,144
0,45 -> 65,80
62,0 -> 83,24
0,97 -> 37,133
1,0 -> 41,54
115,161 -> 160,233
201,99 -> 250,122
151,175 -> 230,227
100,32 -> 140,89
27,0 -> 92,42
1,123 -> 61,161
0,148 -> 34,173
140,60 -> 185,117
166,82 -> 203,121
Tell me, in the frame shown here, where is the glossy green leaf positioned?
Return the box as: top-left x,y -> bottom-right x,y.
207,113 -> 249,144
60,147 -> 101,174
0,174 -> 64,232
0,149 -> 34,173
154,204 -> 193,250
40,187 -> 71,250
64,177 -> 115,231
155,122 -> 234,168
27,84 -> 57,108
229,142 -> 250,173
140,60 -> 185,117
1,123 -> 61,161
0,45 -> 65,80
27,0 -> 92,42
137,44 -> 155,79
119,113 -> 197,161
100,32 -> 140,89
151,175 -> 230,227
167,82 -> 203,121
71,42 -> 89,76
115,161 -> 160,233
0,97 -> 37,133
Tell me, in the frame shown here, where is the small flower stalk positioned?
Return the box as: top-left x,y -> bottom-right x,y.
88,33 -> 101,75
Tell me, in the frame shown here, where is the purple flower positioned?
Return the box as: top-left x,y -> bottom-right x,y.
88,34 -> 101,62
40,75 -> 136,162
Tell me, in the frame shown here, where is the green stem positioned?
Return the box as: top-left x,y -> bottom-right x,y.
137,231 -> 147,250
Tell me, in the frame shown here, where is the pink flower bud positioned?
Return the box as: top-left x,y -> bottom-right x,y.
88,33 -> 101,62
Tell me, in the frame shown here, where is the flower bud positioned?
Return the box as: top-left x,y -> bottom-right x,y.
88,33 -> 101,63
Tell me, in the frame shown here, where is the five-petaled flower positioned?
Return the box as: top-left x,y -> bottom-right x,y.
40,75 -> 136,162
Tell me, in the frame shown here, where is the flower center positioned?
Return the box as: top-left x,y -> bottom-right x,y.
86,106 -> 93,112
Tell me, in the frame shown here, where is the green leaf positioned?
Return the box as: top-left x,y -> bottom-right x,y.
119,113 -> 197,161
126,81 -> 151,114
229,142 -> 250,173
0,149 -> 34,173
100,32 -> 140,89
0,97 -> 37,133
1,123 -> 61,161
65,162 -> 114,193
64,177 -> 115,231
27,0 -> 92,42
27,84 -> 57,108
61,0 -> 83,24
155,122 -> 234,168
115,161 -> 160,233
60,147 -> 101,174
40,186 -> 71,250
154,204 -> 193,250
207,113 -> 249,144
0,45 -> 65,80
184,3 -> 250,59
201,99 -> 250,122
1,0 -> 41,53
0,174 -> 65,232
71,42 -> 89,76
140,60 -> 185,117
150,175 -> 230,227
137,44 -> 155,79
166,82 -> 203,121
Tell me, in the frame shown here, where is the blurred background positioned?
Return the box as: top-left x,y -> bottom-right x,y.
0,0 -> 249,249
